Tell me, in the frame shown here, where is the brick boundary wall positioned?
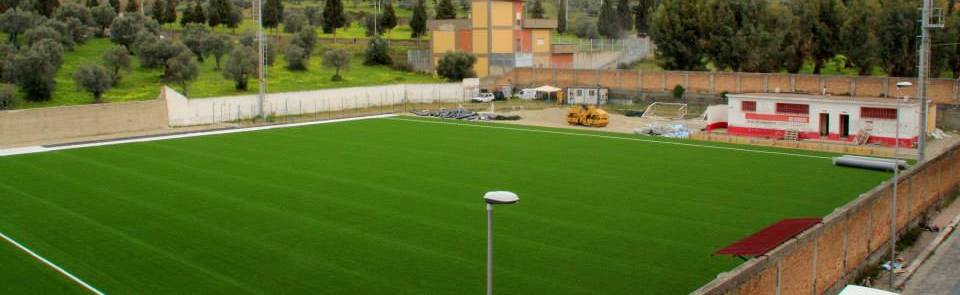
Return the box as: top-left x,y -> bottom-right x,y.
498,68 -> 960,105
0,99 -> 168,147
690,141 -> 960,295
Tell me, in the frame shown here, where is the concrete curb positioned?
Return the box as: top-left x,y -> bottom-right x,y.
895,211 -> 960,288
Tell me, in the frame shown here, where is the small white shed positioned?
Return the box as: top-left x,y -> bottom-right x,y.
566,87 -> 608,105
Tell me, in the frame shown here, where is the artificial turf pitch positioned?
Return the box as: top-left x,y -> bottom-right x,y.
0,116 -> 891,294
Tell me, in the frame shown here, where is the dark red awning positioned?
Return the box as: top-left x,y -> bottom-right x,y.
714,218 -> 822,257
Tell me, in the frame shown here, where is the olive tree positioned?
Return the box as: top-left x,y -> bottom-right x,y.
164,51 -> 198,95
285,43 -> 308,71
91,4 -> 115,36
222,45 -> 256,90
12,42 -> 62,100
322,48 -> 350,81
0,8 -> 39,49
102,45 -> 131,84
181,24 -> 211,61
207,33 -> 232,70
73,63 -> 113,103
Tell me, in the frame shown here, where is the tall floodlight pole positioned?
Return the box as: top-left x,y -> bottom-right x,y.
890,81 -> 912,289
255,0 -> 266,117
486,0 -> 492,78
916,0 -> 942,162
483,191 -> 519,295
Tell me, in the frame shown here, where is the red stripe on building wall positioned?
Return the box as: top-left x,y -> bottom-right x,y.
745,113 -> 810,123
727,126 -> 917,147
705,122 -> 728,131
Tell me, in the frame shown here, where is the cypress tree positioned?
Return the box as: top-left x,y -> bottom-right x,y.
410,0 -> 427,40
530,0 -> 544,18
321,0 -> 345,39
151,0 -> 164,23
163,0 -> 176,24
261,0 -> 282,29
557,0 -> 567,33
597,0 -> 621,39
125,0 -> 138,14
435,0 -> 454,19
617,0 -> 631,32
380,0 -> 396,32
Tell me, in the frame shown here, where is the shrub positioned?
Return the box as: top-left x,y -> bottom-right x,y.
363,36 -> 391,65
573,18 -> 599,39
436,51 -> 476,81
0,84 -> 16,110
285,43 -> 308,71
672,84 -> 685,100
137,37 -> 190,70
290,25 -> 316,54
23,25 -> 62,46
73,63 -> 112,103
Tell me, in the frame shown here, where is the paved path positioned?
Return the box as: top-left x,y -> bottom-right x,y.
903,229 -> 960,295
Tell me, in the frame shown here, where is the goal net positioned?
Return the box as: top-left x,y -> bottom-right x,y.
641,102 -> 688,120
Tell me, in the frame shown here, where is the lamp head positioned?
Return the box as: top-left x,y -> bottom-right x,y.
896,81 -> 913,89
484,191 -> 519,205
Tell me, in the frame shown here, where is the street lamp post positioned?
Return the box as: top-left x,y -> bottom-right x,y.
483,191 -> 519,295
889,81 -> 912,288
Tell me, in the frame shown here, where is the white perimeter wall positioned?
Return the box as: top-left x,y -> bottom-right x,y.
165,83 -> 466,126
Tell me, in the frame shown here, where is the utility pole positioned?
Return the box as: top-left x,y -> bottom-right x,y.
916,0 -> 943,162
255,0 -> 266,117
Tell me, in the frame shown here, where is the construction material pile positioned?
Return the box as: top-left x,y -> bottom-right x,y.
412,108 -> 521,121
634,123 -> 690,139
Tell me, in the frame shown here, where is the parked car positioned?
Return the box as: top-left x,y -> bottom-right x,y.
518,89 -> 538,100
471,93 -> 496,103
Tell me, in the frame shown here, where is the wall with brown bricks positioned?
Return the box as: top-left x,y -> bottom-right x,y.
503,68 -> 960,104
692,142 -> 960,295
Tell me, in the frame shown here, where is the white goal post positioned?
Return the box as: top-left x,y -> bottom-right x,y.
641,102 -> 688,120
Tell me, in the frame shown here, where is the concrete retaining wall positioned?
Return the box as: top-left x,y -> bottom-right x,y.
165,83 -> 466,126
0,99 -> 168,146
692,142 -> 960,295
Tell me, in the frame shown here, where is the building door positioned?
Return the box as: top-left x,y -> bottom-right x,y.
839,114 -> 850,138
819,113 -> 830,137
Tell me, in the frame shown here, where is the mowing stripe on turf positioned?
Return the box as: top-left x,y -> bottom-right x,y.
0,114 -> 397,157
0,231 -> 105,295
386,117 -> 834,160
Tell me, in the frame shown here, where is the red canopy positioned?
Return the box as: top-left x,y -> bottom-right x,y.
714,218 -> 822,257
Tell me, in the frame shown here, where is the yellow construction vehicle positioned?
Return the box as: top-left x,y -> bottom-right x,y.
566,105 -> 609,127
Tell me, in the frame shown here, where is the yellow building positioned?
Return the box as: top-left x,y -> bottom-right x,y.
427,0 -> 571,78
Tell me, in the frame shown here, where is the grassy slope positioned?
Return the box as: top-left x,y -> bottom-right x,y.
0,117 -> 890,294
17,38 -> 440,108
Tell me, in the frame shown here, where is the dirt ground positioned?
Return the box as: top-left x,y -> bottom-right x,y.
489,106 -> 708,134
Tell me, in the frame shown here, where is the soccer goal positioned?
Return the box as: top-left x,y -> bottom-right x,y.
641,102 -> 688,120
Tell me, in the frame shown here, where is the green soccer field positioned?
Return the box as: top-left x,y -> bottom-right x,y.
0,116 -> 891,294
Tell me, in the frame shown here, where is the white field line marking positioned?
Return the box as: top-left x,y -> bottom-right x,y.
0,114 -> 396,157
387,117 -> 834,160
0,231 -> 105,295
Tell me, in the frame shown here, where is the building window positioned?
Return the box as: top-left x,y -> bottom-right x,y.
589,90 -> 595,96
536,38 -> 544,46
776,103 -> 809,115
861,107 -> 897,119
577,89 -> 583,96
741,101 -> 756,112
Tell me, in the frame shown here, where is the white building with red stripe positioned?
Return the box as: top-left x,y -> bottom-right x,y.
709,93 -> 935,147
